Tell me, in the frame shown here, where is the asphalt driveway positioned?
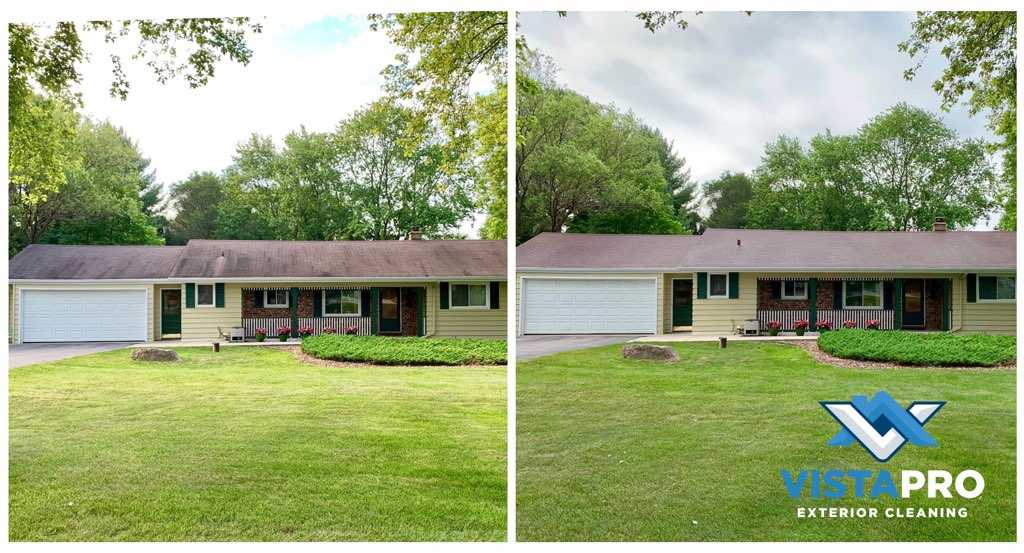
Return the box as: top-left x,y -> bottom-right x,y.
517,335 -> 641,361
9,342 -> 135,369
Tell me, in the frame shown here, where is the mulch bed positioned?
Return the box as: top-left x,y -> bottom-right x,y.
288,347 -> 501,369
787,340 -> 1016,371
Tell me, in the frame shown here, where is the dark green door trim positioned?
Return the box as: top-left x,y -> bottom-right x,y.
160,288 -> 181,335
379,287 -> 400,333
671,278 -> 693,327
416,287 -> 425,336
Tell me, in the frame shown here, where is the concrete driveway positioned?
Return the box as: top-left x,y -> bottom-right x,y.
517,334 -> 642,361
8,342 -> 135,369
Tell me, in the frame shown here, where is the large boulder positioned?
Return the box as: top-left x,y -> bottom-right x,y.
622,343 -> 679,362
131,348 -> 180,362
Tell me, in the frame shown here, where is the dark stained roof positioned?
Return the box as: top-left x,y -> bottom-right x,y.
517,229 -> 1016,271
8,244 -> 186,279
687,228 -> 1016,271
10,239 -> 506,280
169,240 -> 506,279
517,232 -> 701,270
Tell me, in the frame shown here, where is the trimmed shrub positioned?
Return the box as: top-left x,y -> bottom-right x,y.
817,329 -> 1015,367
302,335 -> 507,366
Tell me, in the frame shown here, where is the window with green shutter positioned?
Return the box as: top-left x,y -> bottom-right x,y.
978,275 -> 1015,301
708,273 -> 729,298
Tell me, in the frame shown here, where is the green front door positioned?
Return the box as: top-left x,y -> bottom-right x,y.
672,279 -> 693,327
379,287 -> 401,333
161,289 -> 181,335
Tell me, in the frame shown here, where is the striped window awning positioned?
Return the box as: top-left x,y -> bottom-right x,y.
757,276 -> 895,281
242,285 -> 374,292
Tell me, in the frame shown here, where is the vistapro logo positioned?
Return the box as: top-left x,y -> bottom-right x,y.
781,391 -> 984,519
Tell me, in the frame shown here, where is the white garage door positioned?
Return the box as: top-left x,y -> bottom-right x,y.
21,289 -> 148,342
522,278 -> 657,334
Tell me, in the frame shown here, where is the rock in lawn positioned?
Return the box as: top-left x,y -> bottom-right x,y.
622,344 -> 678,362
131,348 -> 180,362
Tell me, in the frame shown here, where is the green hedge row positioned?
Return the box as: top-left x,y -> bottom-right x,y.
817,329 -> 1015,367
302,335 -> 507,366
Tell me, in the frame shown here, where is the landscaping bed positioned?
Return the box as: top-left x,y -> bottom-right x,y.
817,329 -> 1015,367
302,335 -> 507,366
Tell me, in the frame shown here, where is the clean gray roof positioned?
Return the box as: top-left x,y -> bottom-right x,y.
517,229 -> 1016,271
517,232 -> 702,270
10,239 -> 507,280
8,244 -> 186,279
169,240 -> 506,279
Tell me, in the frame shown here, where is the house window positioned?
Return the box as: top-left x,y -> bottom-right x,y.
843,280 -> 882,309
708,273 -> 729,298
451,283 -> 489,308
978,275 -> 1015,302
782,280 -> 808,300
323,289 -> 361,316
197,284 -> 215,307
264,289 -> 289,308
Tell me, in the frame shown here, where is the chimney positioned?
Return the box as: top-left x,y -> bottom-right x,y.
409,228 -> 422,240
737,239 -> 742,247
933,217 -> 947,232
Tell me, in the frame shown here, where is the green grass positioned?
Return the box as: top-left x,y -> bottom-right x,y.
10,347 -> 506,541
818,329 -> 1016,366
517,342 -> 1016,541
302,335 -> 507,366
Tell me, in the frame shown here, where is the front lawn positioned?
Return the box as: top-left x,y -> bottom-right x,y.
302,335 -> 507,365
517,342 -> 1016,541
818,329 -> 1015,366
10,347 -> 506,541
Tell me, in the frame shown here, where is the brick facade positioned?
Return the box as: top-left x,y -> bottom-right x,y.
401,288 -> 419,336
243,289 -> 316,318
757,280 -> 835,310
924,279 -> 944,330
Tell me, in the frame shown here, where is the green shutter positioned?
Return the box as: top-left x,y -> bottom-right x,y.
832,281 -> 843,310
771,281 -> 781,300
370,288 -> 380,335
942,279 -> 952,331
312,290 -> 322,316
696,273 -> 707,299
185,283 -> 195,308
289,287 -> 299,337
808,278 -> 817,329
883,281 -> 894,310
215,283 -> 225,308
728,272 -> 739,299
253,290 -> 264,308
490,281 -> 500,309
893,279 -> 903,329
978,276 -> 997,300
417,287 -> 426,336
440,282 -> 450,309
966,273 -> 977,303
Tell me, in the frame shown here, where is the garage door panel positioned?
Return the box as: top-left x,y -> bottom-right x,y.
523,278 -> 656,334
22,289 -> 148,342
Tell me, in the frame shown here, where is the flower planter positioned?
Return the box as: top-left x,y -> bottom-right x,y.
768,328 -> 779,336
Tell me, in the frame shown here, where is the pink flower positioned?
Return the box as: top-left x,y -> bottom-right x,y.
815,320 -> 833,330
767,321 -> 782,330
865,319 -> 881,330
322,327 -> 337,334
843,320 -> 858,329
793,319 -> 809,330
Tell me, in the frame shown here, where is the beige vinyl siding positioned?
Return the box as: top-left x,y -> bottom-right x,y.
9,282 -> 157,343
180,283 -> 243,340
433,281 -> 506,337
961,273 -> 1015,334
516,272 -> 665,335
691,272 -> 758,334
662,273 -> 693,333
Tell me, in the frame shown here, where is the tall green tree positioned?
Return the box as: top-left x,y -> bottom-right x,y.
474,83 -> 508,239
165,172 -> 225,245
746,104 -> 995,231
8,95 -> 80,254
42,119 -> 163,246
644,125 -> 700,233
335,100 -> 475,240
703,172 -> 754,229
900,11 -> 1016,229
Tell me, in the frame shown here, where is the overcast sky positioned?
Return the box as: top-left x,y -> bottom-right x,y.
519,11 -> 1000,227
76,15 -> 489,237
